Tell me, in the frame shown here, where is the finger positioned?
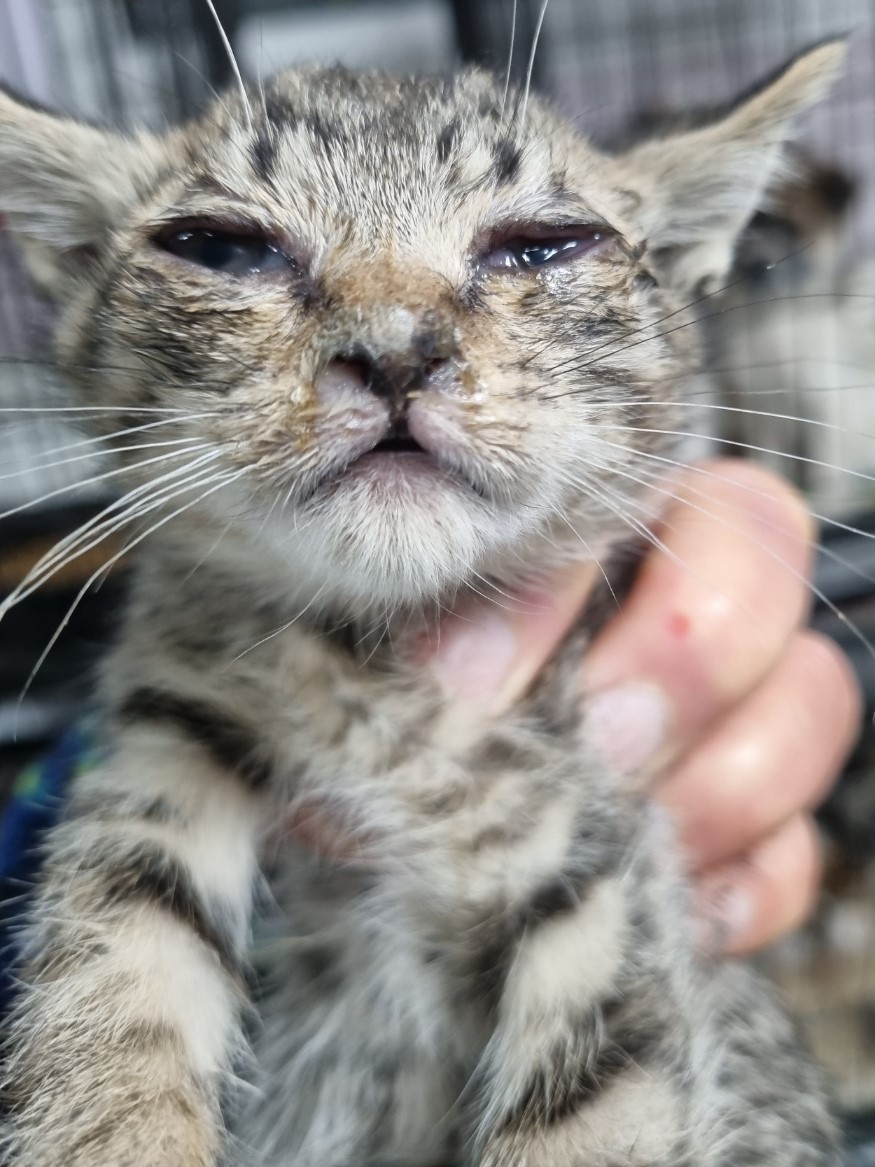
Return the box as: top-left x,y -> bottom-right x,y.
582,459 -> 814,774
695,813 -> 823,955
658,630 -> 861,870
427,562 -> 598,711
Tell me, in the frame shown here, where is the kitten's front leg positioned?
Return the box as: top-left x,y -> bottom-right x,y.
464,844 -> 689,1167
0,718 -> 264,1167
401,715 -> 835,1167
393,714 -> 695,1167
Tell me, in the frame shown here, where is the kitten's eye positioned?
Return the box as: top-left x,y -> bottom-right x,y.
482,228 -> 608,272
156,226 -> 294,276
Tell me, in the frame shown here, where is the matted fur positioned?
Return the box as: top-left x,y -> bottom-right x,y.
0,42 -> 846,1166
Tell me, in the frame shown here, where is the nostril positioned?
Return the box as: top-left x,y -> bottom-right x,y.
343,357 -> 373,388
314,358 -> 372,402
316,352 -> 406,408
334,345 -> 383,394
332,344 -> 403,404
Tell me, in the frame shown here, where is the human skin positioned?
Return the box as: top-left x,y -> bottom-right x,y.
428,459 -> 862,954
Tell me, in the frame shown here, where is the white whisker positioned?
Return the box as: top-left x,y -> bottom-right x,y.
230,581 -> 331,664
501,0 -> 518,117
181,519 -> 236,585
521,243 -> 817,374
0,437 -> 211,484
0,411 -> 219,467
15,466 -> 250,711
622,457 -> 875,595
0,405 -> 193,414
598,442 -> 875,550
0,443 -> 214,524
553,505 -> 621,612
587,424 -> 875,490
565,470 -> 725,611
591,457 -> 875,668
519,0 -> 550,130
1,453 -> 224,612
584,291 -> 875,373
202,0 -> 253,131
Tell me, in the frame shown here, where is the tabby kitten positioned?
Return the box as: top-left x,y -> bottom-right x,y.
0,41 -> 846,1167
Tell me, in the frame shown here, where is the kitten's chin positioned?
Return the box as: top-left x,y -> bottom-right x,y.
255,468 -> 526,610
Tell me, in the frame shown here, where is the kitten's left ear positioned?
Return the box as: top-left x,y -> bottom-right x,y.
0,88 -> 168,287
619,40 -> 847,297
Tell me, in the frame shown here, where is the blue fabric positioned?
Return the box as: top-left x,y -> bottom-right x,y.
0,725 -> 91,1015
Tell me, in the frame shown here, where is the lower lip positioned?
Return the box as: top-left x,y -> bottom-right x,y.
344,449 -> 446,484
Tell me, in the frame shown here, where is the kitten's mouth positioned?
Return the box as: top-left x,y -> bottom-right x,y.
337,415 -> 488,499
369,433 -> 426,456
356,417 -> 432,463
304,413 -> 486,504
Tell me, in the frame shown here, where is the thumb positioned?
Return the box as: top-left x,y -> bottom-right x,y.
425,564 -> 598,713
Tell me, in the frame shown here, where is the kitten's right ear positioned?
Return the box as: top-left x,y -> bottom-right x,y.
0,88 -> 167,287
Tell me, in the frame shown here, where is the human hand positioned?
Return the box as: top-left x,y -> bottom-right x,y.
428,459 -> 861,955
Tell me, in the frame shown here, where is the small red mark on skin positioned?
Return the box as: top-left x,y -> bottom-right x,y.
668,611 -> 691,639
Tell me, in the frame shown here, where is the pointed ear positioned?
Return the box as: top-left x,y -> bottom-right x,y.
619,40 -> 847,297
0,88 -> 168,288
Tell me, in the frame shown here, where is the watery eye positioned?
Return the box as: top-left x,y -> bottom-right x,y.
157,227 -> 293,276
483,228 -> 609,272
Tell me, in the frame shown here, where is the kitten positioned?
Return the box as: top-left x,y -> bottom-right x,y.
0,41 -> 846,1167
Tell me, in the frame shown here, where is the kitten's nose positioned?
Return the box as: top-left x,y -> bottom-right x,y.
335,324 -> 458,416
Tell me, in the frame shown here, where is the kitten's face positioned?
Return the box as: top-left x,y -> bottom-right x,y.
0,48 -> 843,610
63,69 -> 685,609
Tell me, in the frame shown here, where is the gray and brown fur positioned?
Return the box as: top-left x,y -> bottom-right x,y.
0,43 -> 847,1166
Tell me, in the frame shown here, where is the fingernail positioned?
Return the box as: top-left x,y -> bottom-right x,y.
430,609 -> 518,703
694,876 -> 755,952
582,683 -> 669,774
